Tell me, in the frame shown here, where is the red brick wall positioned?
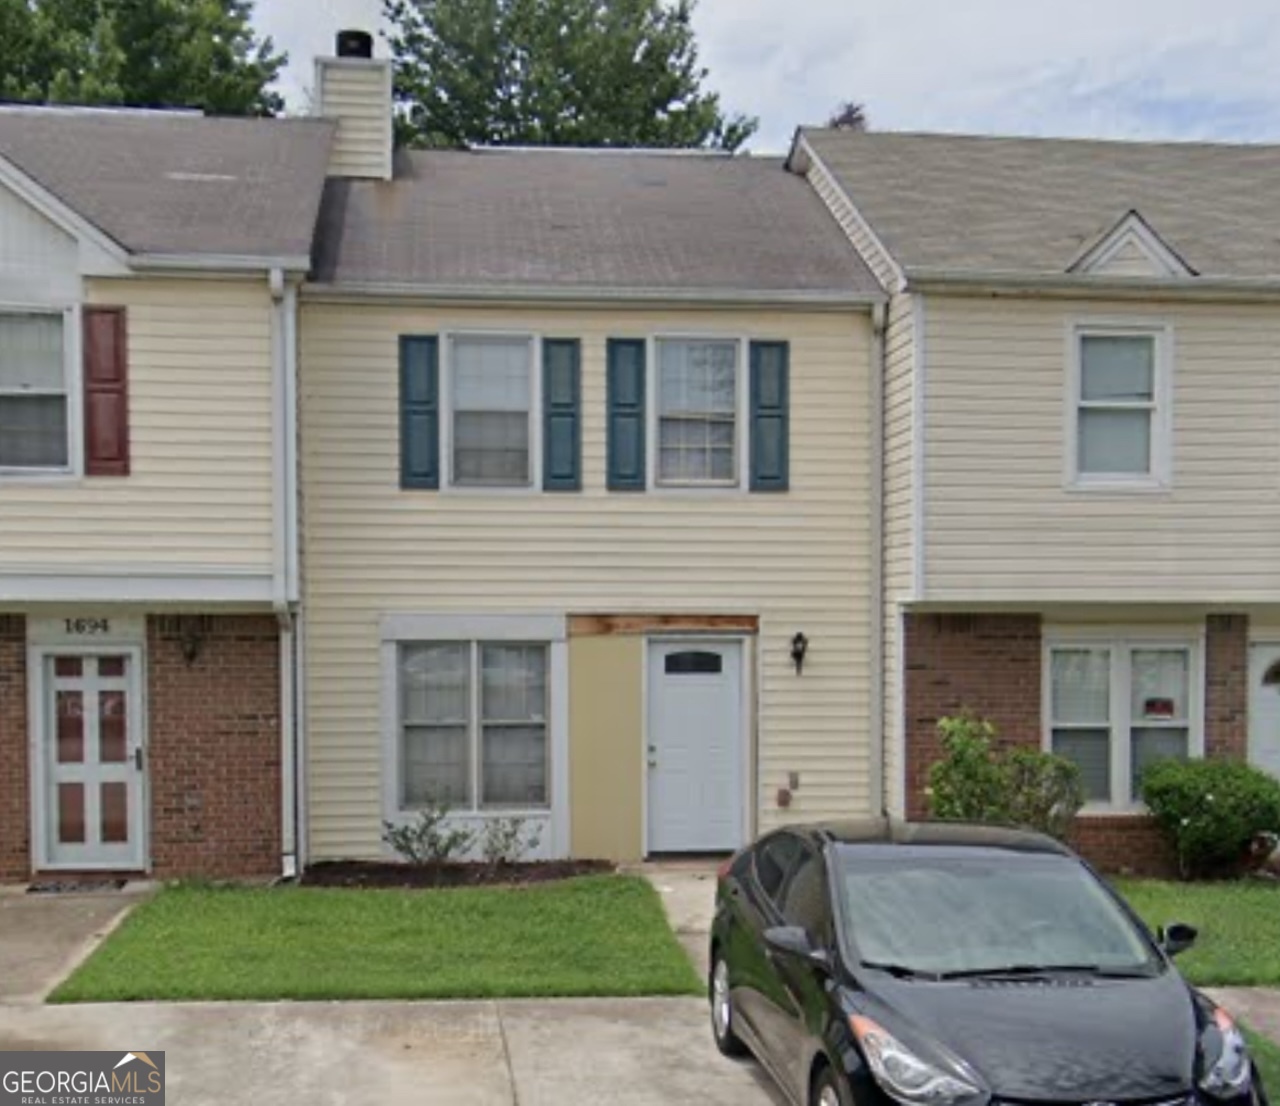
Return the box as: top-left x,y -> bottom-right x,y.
903,611 -> 1250,878
0,616 -> 28,881
1206,614 -> 1249,759
904,614 -> 1042,819
148,615 -> 281,879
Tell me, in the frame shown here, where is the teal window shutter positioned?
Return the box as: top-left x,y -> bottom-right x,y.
543,339 -> 582,491
607,339 -> 646,491
750,341 -> 790,492
400,335 -> 440,489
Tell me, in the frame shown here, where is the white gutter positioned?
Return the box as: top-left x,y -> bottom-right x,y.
869,302 -> 888,817
268,267 -> 299,877
301,281 -> 886,310
134,252 -> 314,275
907,268 -> 1280,301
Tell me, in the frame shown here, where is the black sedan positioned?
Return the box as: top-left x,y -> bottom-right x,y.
709,819 -> 1266,1106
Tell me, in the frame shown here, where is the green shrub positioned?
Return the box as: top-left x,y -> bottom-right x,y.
382,800 -> 476,864
1141,758 -> 1280,879
928,713 -> 1085,840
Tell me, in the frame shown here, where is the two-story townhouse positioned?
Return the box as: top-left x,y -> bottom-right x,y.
0,107 -> 333,881
791,128 -> 1280,872
296,43 -> 885,863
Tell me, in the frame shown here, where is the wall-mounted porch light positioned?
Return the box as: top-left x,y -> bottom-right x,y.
790,632 -> 809,675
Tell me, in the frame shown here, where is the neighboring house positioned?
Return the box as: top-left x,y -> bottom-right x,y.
790,128 -> 1280,872
299,47 -> 884,864
0,107 -> 333,880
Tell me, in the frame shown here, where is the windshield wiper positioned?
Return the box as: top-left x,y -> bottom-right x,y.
937,963 -> 1154,981
860,961 -> 942,981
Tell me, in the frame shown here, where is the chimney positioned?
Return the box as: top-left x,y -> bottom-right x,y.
314,30 -> 394,181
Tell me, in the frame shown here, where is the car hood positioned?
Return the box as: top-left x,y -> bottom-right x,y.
866,971 -> 1198,1100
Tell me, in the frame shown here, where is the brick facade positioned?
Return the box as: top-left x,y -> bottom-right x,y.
902,611 -> 1250,877
148,615 -> 282,879
0,616 -> 28,881
0,612 -> 281,883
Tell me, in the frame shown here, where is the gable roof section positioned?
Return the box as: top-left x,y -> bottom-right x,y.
311,148 -> 882,302
1068,210 -> 1197,277
798,128 -> 1280,285
0,107 -> 335,269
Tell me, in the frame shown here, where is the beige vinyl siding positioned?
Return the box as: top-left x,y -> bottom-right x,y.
881,292 -> 916,815
804,154 -> 899,291
1091,238 -> 1165,278
0,278 -> 275,571
301,302 -> 874,860
924,294 -> 1280,602
317,60 -> 392,180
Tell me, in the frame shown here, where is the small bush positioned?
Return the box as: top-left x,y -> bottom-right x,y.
479,817 -> 543,867
383,801 -> 476,864
1142,758 -> 1280,879
928,713 -> 1084,840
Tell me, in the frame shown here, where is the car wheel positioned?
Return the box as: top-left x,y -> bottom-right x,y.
710,953 -> 748,1057
812,1065 -> 850,1106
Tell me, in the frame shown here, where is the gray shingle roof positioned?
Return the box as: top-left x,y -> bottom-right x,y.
802,128 -> 1280,281
0,107 -> 335,262
313,148 -> 881,299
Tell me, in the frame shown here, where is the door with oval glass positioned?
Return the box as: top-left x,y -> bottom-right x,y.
1249,643 -> 1280,779
39,651 -> 145,869
646,639 -> 745,853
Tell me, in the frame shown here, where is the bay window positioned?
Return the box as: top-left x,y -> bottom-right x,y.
1048,637 -> 1201,808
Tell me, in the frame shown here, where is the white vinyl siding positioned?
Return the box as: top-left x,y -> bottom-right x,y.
1045,632 -> 1202,810
0,312 -> 71,472
0,279 -> 276,573
923,296 -> 1280,602
301,302 -> 874,860
316,59 -> 393,180
1070,325 -> 1171,489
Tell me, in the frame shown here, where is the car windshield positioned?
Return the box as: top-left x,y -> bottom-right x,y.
836,849 -> 1160,978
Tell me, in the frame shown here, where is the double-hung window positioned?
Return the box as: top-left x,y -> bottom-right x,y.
1048,638 -> 1200,808
449,335 -> 535,488
0,311 -> 69,471
656,338 -> 739,486
398,641 -> 549,811
1071,326 -> 1170,488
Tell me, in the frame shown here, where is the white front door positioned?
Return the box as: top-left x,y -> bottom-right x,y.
646,640 -> 745,853
1249,643 -> 1280,779
39,651 -> 145,869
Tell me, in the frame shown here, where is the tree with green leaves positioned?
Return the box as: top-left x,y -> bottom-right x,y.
385,0 -> 757,151
0,0 -> 286,115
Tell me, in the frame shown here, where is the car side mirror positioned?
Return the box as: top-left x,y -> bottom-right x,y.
1159,922 -> 1198,958
764,926 -> 831,971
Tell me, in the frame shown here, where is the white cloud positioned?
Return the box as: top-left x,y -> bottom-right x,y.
254,0 -> 1280,150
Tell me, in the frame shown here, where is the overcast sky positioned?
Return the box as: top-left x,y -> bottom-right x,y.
254,0 -> 1280,153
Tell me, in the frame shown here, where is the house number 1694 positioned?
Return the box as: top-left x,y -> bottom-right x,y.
64,618 -> 111,636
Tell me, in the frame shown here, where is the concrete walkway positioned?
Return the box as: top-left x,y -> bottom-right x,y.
636,860 -> 719,978
1208,989 -> 1280,1044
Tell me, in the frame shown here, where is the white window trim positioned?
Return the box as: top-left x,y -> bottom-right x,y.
645,333 -> 751,494
1064,319 -> 1173,494
1042,626 -> 1205,814
439,329 -> 543,495
379,613 -> 569,858
0,302 -> 83,483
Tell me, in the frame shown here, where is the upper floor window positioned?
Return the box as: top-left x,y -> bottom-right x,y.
1047,637 -> 1201,809
0,311 -> 69,471
656,338 -> 739,486
1070,325 -> 1171,490
449,335 -> 535,488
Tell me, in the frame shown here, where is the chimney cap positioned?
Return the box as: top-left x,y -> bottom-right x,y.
336,29 -> 374,59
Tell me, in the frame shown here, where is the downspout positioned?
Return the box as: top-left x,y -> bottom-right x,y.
269,268 -> 298,879
869,302 -> 888,817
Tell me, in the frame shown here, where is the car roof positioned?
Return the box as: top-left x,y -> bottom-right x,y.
774,818 -> 1074,858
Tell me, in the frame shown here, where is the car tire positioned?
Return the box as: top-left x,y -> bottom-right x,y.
710,953 -> 748,1057
811,1065 -> 851,1106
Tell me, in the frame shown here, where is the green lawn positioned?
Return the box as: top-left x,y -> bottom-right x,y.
1246,1029 -> 1280,1089
1114,879 -> 1280,987
51,875 -> 702,1003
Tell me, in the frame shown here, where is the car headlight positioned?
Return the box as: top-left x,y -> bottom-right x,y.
1201,1007 -> 1252,1097
850,1015 -> 981,1106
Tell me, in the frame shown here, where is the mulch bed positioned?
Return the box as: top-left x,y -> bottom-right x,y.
299,859 -> 615,889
